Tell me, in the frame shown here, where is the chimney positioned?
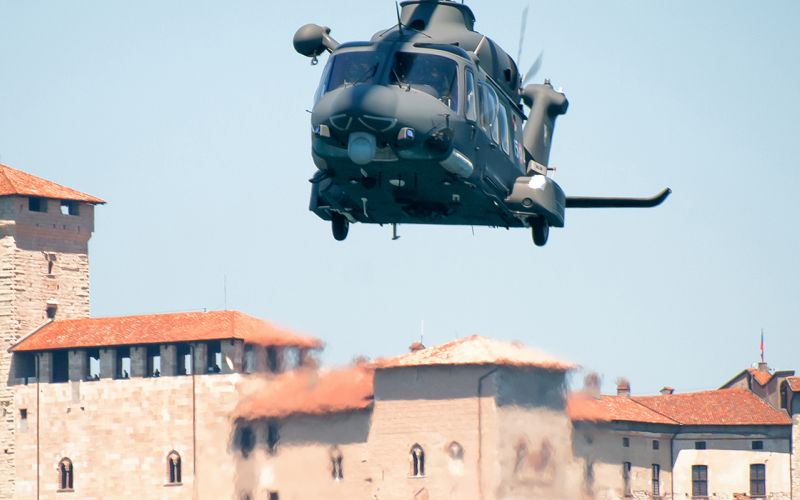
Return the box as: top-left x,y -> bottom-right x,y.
616,378 -> 631,397
660,386 -> 674,395
757,362 -> 769,373
409,341 -> 425,352
583,372 -> 601,399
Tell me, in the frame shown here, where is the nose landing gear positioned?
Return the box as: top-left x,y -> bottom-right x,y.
530,217 -> 549,247
331,212 -> 349,241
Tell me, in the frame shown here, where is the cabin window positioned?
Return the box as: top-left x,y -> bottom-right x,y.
60,200 -> 79,216
28,197 -> 47,212
464,69 -> 477,122
167,451 -> 182,484
478,83 -> 499,144
410,444 -> 425,477
691,465 -> 708,497
58,457 -> 74,491
512,113 -> 525,168
750,463 -> 766,496
146,345 -> 161,377
652,464 -> 661,496
497,103 -> 510,156
389,52 -> 458,111
326,51 -> 381,93
314,57 -> 334,104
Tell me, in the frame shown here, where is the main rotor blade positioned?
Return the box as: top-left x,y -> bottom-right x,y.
565,188 -> 672,208
516,5 -> 529,65
521,51 -> 544,86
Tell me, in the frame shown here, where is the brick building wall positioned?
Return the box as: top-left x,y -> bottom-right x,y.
1,196 -> 94,499
13,373 -> 239,500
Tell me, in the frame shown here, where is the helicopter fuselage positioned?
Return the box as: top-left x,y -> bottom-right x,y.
308,40 -> 564,229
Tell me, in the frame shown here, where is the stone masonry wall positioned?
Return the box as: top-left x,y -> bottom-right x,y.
0,196 -> 94,500
13,373 -> 239,500
793,413 -> 800,500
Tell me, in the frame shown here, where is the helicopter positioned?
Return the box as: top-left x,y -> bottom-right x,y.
293,0 -> 670,246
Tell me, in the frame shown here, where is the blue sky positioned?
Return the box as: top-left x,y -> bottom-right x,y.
1,1 -> 798,394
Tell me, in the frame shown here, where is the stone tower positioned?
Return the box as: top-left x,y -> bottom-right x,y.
0,163 -> 103,499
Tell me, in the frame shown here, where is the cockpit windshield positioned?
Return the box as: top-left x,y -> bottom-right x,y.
325,51 -> 381,93
389,52 -> 458,111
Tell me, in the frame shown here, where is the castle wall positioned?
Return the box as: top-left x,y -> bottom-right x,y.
1,196 -> 94,500
13,373 -> 239,500
234,412 -> 372,499
792,411 -> 800,500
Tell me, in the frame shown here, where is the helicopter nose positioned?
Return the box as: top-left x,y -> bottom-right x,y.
328,84 -> 399,132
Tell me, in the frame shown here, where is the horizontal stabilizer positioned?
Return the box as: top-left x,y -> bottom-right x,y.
566,188 -> 671,209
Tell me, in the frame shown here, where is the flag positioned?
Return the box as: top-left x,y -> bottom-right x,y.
760,330 -> 765,363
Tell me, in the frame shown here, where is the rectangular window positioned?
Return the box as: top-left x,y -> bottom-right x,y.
692,465 -> 708,497
752,440 -> 764,450
266,346 -> 280,373
87,348 -> 100,380
750,463 -> 766,497
652,439 -> 660,450
694,441 -> 706,450
268,493 -> 279,500
623,461 -> 632,496
267,422 -> 279,454
243,344 -> 256,373
14,352 -> 36,383
52,350 -> 69,383
28,197 -> 47,212
177,343 -> 192,375
19,409 -> 28,431
115,347 -> 131,379
623,437 -> 630,448
60,200 -> 79,216
206,340 -> 222,374
146,345 -> 161,377
652,464 -> 660,496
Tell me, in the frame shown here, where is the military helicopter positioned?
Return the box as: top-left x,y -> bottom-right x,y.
293,0 -> 670,246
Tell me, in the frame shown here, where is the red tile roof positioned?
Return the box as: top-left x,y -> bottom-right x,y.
567,394 -> 675,425
375,335 -> 576,371
784,376 -> 800,392
10,310 -> 322,352
748,368 -> 773,386
234,366 -> 374,420
0,163 -> 104,204
569,388 -> 791,426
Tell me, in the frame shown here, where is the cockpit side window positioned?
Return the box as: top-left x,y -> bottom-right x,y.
512,113 -> 525,168
326,51 -> 381,93
389,52 -> 458,112
465,69 -> 477,122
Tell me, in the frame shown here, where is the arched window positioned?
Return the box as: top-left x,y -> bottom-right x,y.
410,444 -> 425,477
330,447 -> 343,480
167,451 -> 182,484
58,458 -> 73,491
447,441 -> 463,461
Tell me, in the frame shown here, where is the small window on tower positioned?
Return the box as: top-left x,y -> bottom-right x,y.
752,440 -> 764,450
60,200 -> 79,216
46,303 -> 58,320
19,409 -> 28,431
28,197 -> 47,212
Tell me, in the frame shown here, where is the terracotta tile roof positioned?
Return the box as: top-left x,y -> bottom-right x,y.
10,310 -> 322,352
633,389 -> 790,426
0,163 -> 104,204
748,368 -> 774,386
567,394 -> 676,425
234,366 -> 374,420
570,388 -> 791,426
786,376 -> 800,392
375,335 -> 576,371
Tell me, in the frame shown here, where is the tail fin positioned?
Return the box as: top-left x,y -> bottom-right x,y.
520,82 -> 568,167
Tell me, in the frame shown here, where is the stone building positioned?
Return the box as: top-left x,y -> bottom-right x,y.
0,163 -> 104,499
233,335 -> 583,500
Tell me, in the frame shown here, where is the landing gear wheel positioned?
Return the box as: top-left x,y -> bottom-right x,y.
531,218 -> 549,247
331,213 -> 349,241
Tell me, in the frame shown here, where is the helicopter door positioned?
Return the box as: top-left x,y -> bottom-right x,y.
477,82 -> 513,196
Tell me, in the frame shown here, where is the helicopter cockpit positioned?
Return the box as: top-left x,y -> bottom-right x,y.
388,52 -> 458,111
